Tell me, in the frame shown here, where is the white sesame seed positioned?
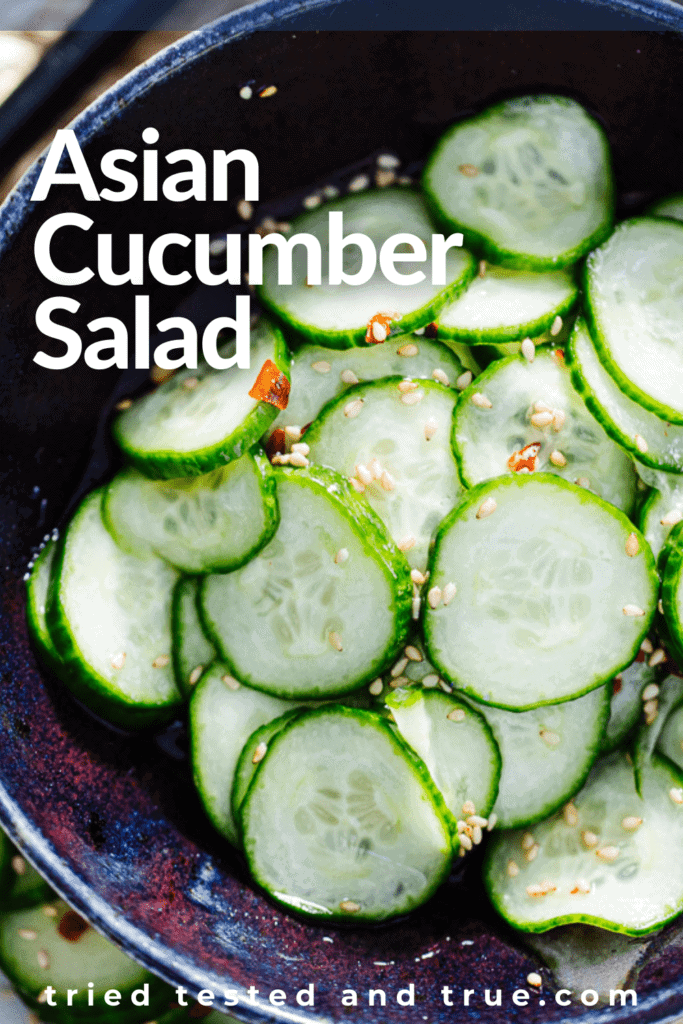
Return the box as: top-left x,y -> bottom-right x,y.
152,655 -> 170,668
625,532 -> 640,557
550,315 -> 563,337
401,390 -> 424,406
456,820 -> 469,833
623,604 -> 645,617
410,570 -> 426,586
522,831 -> 535,850
348,173 -> 370,192
18,929 -> 37,940
527,973 -> 543,988
478,260 -> 487,278
111,652 -> 126,670
422,674 -> 440,689
328,631 -> 343,652
355,463 -> 373,485
456,370 -> 473,390
423,417 -> 438,441
391,657 -> 409,677
42,905 -> 57,917
471,391 -> 492,409
670,788 -> 683,805
311,360 -> 331,373
367,458 -> 382,479
530,410 -> 553,428
526,843 -> 540,862
271,454 -> 289,465
643,698 -> 658,718
378,153 -> 400,169
549,450 -> 567,467
291,442 -> 310,456
596,846 -> 620,862
398,535 -> 416,552
398,343 -> 419,357
405,645 -> 422,662
462,800 -> 476,815
458,163 -> 480,177
427,586 -> 442,609
661,509 -> 683,526
375,168 -> 396,188
487,813 -> 498,831
398,379 -> 419,393
340,368 -> 359,385
37,950 -> 50,970
476,497 -> 497,519
222,674 -> 241,691
621,816 -> 643,832
288,452 -> 310,468
540,728 -> 561,747
581,830 -> 598,849
534,401 -> 553,413
634,434 -> 648,454
339,900 -> 361,912
414,327 -> 426,336
552,409 -> 566,432
439,679 -> 453,694
432,368 -> 450,386
412,596 -> 421,620
344,398 -> 364,418
526,884 -> 547,898
37,989 -> 49,1003
521,338 -> 536,363
575,477 -> 591,490
252,742 -> 268,765
467,815 -> 488,828
115,398 -> 133,411
380,470 -> 395,491
390,675 -> 409,689
447,708 -> 466,722
471,825 -> 483,845
323,184 -> 339,199
189,665 -> 203,687
237,199 -> 253,220
563,803 -> 579,826
507,860 -> 520,877
442,582 -> 457,606
303,194 -> 321,209
335,548 -> 349,565
642,682 -> 660,702
368,679 -> 383,696
459,833 -> 473,851
11,856 -> 25,875
649,649 -> 666,668
239,85 -> 253,99
659,599 -> 665,615
284,425 -> 302,444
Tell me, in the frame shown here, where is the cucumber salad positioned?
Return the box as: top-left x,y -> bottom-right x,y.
26,93 -> 683,937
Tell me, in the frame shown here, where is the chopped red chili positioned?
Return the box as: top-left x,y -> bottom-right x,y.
58,909 -> 90,942
507,441 -> 541,474
249,360 -> 290,409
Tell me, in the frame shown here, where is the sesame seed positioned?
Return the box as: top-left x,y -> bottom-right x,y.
439,679 -> 453,694
634,434 -> 648,454
623,604 -> 645,617
189,665 -> 203,687
456,371 -> 473,390
398,343 -> 419,357
521,338 -> 535,363
348,174 -> 370,193
456,820 -> 470,833
38,988 -> 49,1003
661,509 -> 683,526
552,409 -> 566,431
18,929 -> 37,940
670,788 -> 683,805
487,813 -> 498,831
398,379 -> 419,393
526,884 -> 547,898
527,973 -> 543,988
271,454 -> 289,465
540,728 -> 561,747
507,860 -> 520,877
152,655 -> 170,669
427,586 -> 442,609
365,458 -> 381,480
115,398 -> 132,411
398,535 -> 416,552
380,470 -> 395,491
335,548 -> 349,565
410,570 -> 426,586
526,843 -> 540,862
596,846 -> 620,862
239,85 -> 253,99
459,833 -> 473,851
183,376 -> 199,390
259,85 -> 278,98
222,674 -> 241,691
237,199 -> 253,220
401,390 -> 424,406
530,410 -> 553,428
111,652 -> 126,670
369,679 -> 383,696
575,477 -> 591,489
344,398 -> 364,418
622,816 -> 643,831
534,401 -> 553,413
390,675 -> 409,689
288,452 -> 310,468
649,649 -> 666,668
42,906 -> 57,917
391,657 -> 409,677
571,880 -> 591,895
328,631 -> 343,652
462,801 -> 476,816
303,194 -> 321,209
478,260 -> 487,278
549,450 -> 567,467
349,477 -> 365,493
323,184 -> 340,199
659,599 -> 664,615
339,900 -> 361,913
521,831 -> 535,850
422,674 -> 439,689
458,163 -> 480,177
405,645 -> 423,662
285,425 -> 302,443
11,856 -> 25,875
442,582 -> 457,606
252,742 -> 268,765
312,360 -> 331,374
467,815 -> 488,828
563,803 -> 579,826
642,682 -> 660,701
355,463 -> 373,485
292,442 -> 310,456
643,699 -> 659,719
424,418 -> 438,441
340,368 -> 359,385
432,368 -> 450,386
412,596 -> 421,620
626,533 -> 640,557
447,708 -> 466,722
476,497 -> 497,519
471,825 -> 483,845
414,327 -> 425,336
378,153 -> 400,169
581,830 -> 598,849
471,392 -> 492,409
375,168 -> 395,188
37,950 -> 50,970
550,315 -> 563,337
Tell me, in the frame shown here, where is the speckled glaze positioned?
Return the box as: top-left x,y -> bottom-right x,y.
2,6 -> 683,1023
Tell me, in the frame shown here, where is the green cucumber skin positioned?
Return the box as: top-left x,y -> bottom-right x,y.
423,474 -> 659,712
422,97 -> 615,272
240,705 -> 453,922
170,578 -> 215,697
112,326 -> 291,479
25,541 -> 69,681
583,217 -> 683,427
230,709 -> 302,836
46,491 -> 183,731
199,464 -> 413,700
662,532 -> 683,669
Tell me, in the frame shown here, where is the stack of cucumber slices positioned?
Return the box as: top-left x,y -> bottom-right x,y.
25,92 -> 683,941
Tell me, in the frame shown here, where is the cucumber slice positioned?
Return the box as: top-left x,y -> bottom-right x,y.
113,320 -> 290,478
423,95 -> 614,271
25,540 -> 64,677
241,705 -> 453,921
638,474 -> 683,561
6,850 -> 54,911
584,217 -> 683,426
384,687 -> 500,840
568,317 -> 683,474
633,675 -> 683,795
452,347 -> 637,514
200,465 -> 412,699
602,657 -> 657,754
46,490 -> 183,730
436,264 -> 578,344
662,529 -> 683,667
267,336 -> 465,438
231,710 -> 302,829
656,701 -> 683,771
189,663 -> 294,845
305,378 -> 462,570
647,193 -> 683,222
423,474 -> 658,711
171,578 -> 216,696
484,751 -> 683,936
257,189 -> 476,348
0,899 -> 173,1022
477,685 -> 610,830
103,450 -> 278,574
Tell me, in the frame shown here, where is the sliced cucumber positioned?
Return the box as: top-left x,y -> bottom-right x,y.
633,674 -> 683,795
267,336 -> 465,438
305,378 -> 462,570
6,850 -> 54,911
602,657 -> 657,754
484,752 -> 683,936
200,465 -> 412,699
638,474 -> 683,562
662,527 -> 683,667
384,687 -> 500,839
0,899 -> 174,1022
656,701 -> 683,771
241,705 -> 453,921
113,320 -> 290,478
231,710 -> 302,830
189,663 -> 294,845
171,578 -> 216,697
423,95 -> 614,270
478,685 -> 609,830
103,450 -> 278,574
423,474 -> 658,711
568,317 -> 683,474
436,264 -> 578,344
647,193 -> 683,222
257,189 -> 476,348
584,217 -> 683,426
452,347 -> 637,514
25,540 -> 64,677
46,490 -> 183,730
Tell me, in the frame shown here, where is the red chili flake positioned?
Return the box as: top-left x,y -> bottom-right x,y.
365,311 -> 396,345
635,649 -> 646,663
265,428 -> 286,460
554,349 -> 565,360
424,322 -> 439,339
612,678 -> 623,695
248,360 -> 290,410
507,441 -> 541,474
58,910 -> 90,942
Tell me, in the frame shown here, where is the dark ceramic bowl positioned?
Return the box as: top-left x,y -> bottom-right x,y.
2,3 -> 683,1022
